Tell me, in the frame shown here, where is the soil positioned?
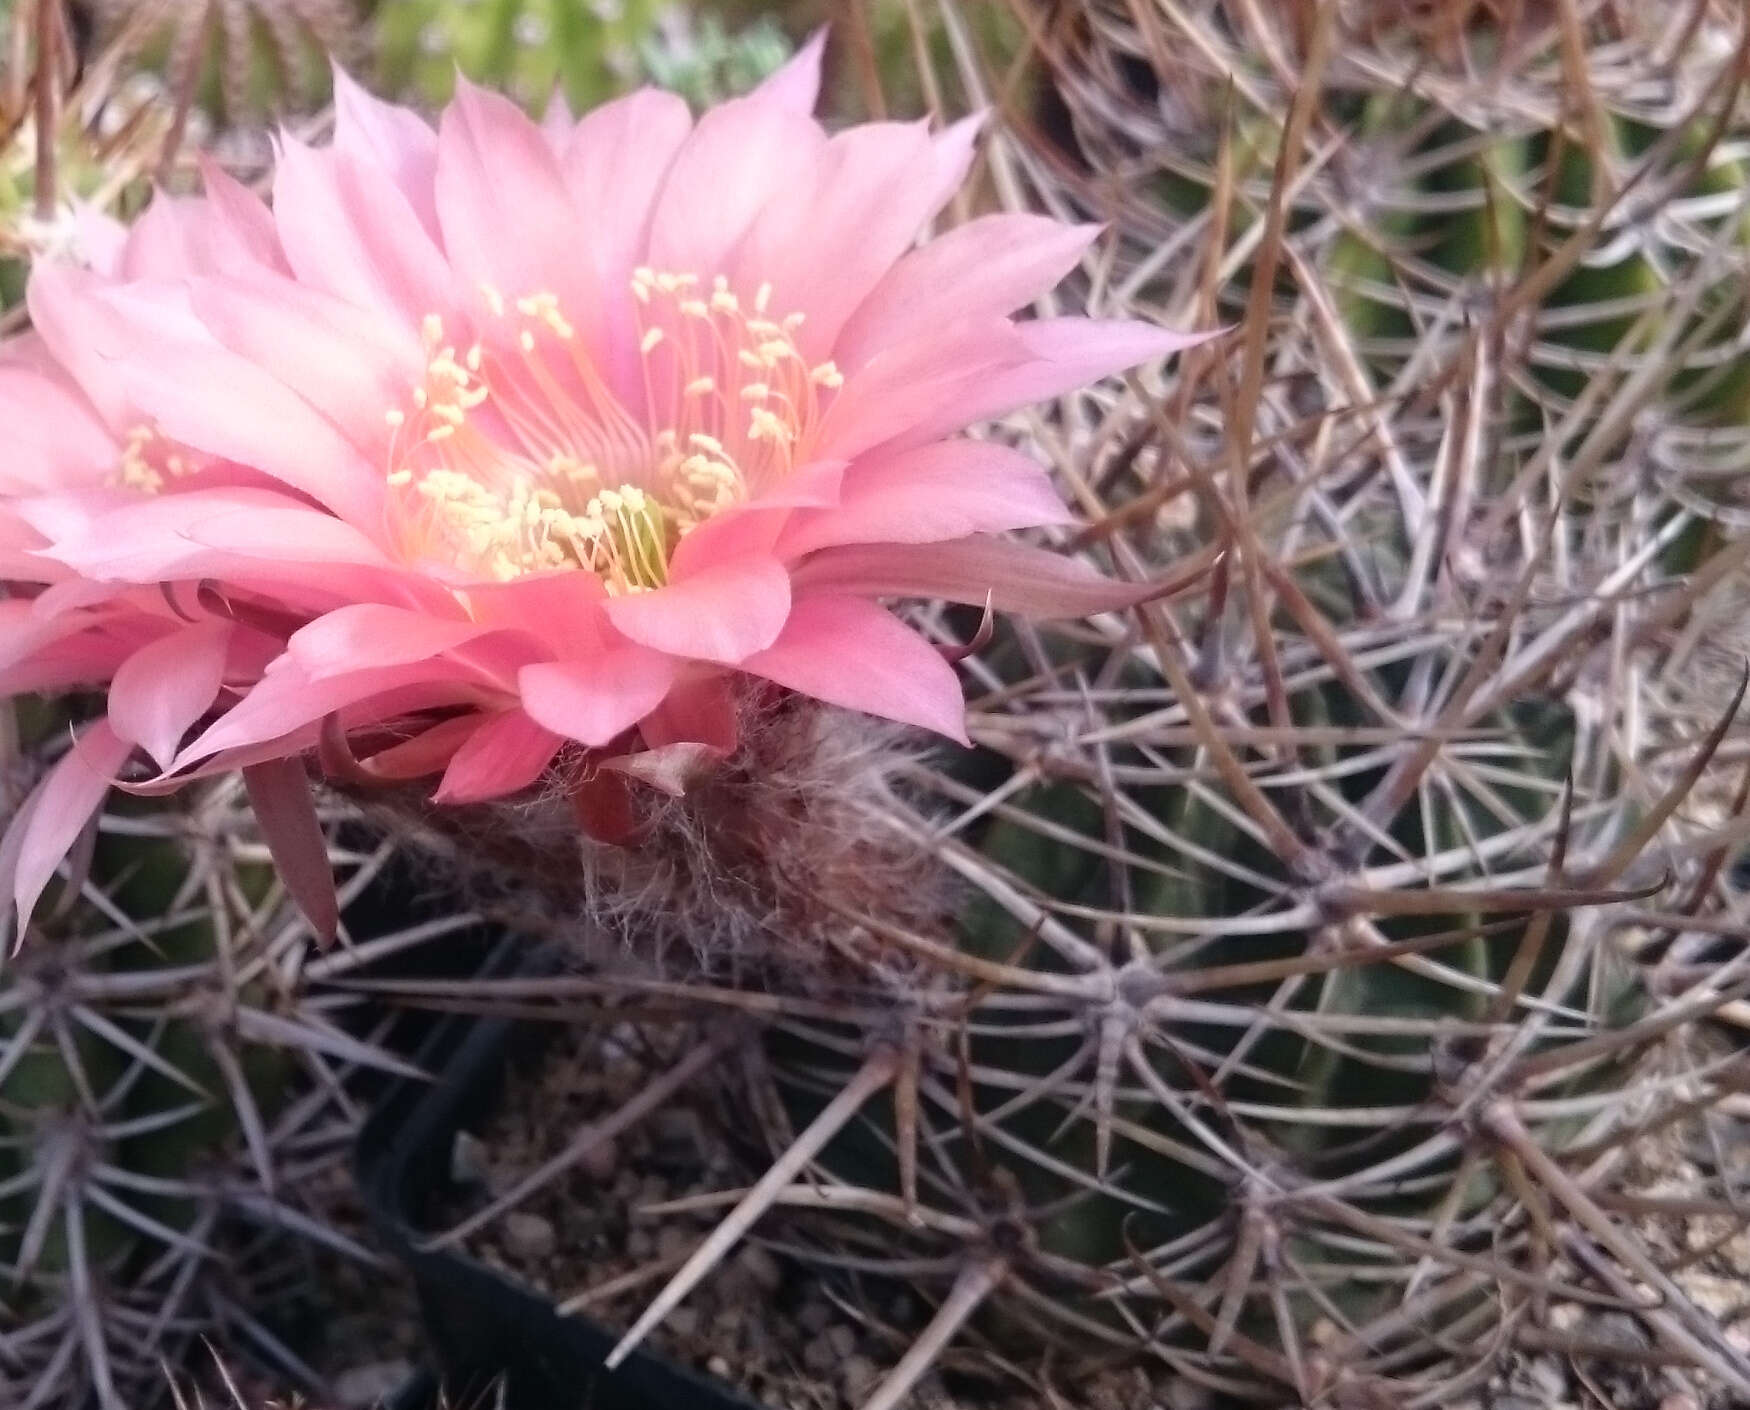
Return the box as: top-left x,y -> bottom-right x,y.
443,1017 -> 1183,1410
440,1017 -> 1750,1410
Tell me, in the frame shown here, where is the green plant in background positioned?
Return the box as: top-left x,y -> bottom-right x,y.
0,708 -> 420,1410
635,8 -> 790,110
372,0 -> 796,114
373,0 -> 659,113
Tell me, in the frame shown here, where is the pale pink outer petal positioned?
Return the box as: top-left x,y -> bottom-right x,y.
517,649 -> 676,748
242,757 -> 338,943
272,136 -> 455,326
741,597 -> 968,743
834,215 -> 1100,371
195,156 -> 289,274
80,287 -> 387,526
749,27 -> 826,114
34,492 -> 403,601
820,318 -> 1213,461
107,619 -> 233,769
8,719 -> 136,931
734,120 -> 937,355
120,184 -> 279,282
331,65 -> 441,238
70,204 -> 129,275
559,88 -> 692,395
646,94 -> 827,279
775,442 -> 1074,558
187,272 -> 423,456
26,263 -> 139,425
602,557 -> 790,665
791,536 -> 1158,618
433,710 -> 563,803
812,318 -> 1030,463
436,80 -> 602,350
0,364 -> 117,494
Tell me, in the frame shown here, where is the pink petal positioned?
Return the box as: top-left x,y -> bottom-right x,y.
243,758 -> 338,944
120,183 -> 279,282
776,441 -> 1074,558
273,136 -> 455,326
559,88 -> 692,394
331,65 -> 440,239
436,80 -> 601,352
750,27 -> 826,114
433,710 -> 562,803
790,536 -> 1159,618
0,364 -> 117,494
285,604 -> 488,680
647,95 -> 826,279
25,263 -> 138,425
180,659 -> 482,764
813,317 -> 1030,462
195,155 -> 289,274
188,272 -> 423,456
518,649 -> 676,748
359,714 -> 483,780
36,490 -> 400,595
741,597 -> 968,743
735,119 -> 938,353
9,719 -> 136,932
603,557 -> 790,665
108,619 -> 233,769
85,288 -> 387,525
835,215 -> 1100,371
819,317 -> 1212,459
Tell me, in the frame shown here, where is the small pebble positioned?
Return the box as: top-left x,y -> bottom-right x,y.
841,1355 -> 880,1399
666,1306 -> 700,1342
578,1135 -> 619,1182
450,1131 -> 489,1185
736,1244 -> 782,1294
655,1224 -> 695,1262
503,1211 -> 557,1261
708,1355 -> 732,1379
826,1325 -> 856,1358
334,1360 -> 413,1409
802,1333 -> 837,1375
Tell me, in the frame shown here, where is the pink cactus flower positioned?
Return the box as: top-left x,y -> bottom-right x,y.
0,34 -> 1207,940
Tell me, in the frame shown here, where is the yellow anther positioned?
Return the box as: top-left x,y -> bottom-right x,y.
386,408 -> 406,427
810,362 -> 844,389
754,282 -> 772,313
388,469 -> 413,486
685,376 -> 716,397
740,383 -> 770,401
422,314 -> 445,348
480,285 -> 506,317
640,328 -> 666,355
519,331 -> 537,353
679,298 -> 709,319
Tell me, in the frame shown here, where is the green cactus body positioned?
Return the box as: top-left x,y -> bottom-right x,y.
374,0 -> 663,114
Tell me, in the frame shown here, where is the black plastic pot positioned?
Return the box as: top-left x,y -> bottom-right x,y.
354,944 -> 769,1410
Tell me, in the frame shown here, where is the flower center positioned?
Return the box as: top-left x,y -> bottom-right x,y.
382,271 -> 843,589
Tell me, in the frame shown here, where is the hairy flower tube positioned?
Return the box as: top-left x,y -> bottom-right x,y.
0,34 -> 1205,938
